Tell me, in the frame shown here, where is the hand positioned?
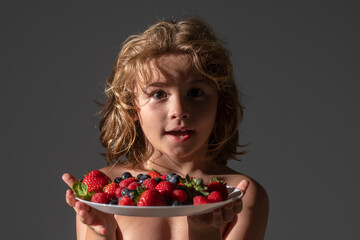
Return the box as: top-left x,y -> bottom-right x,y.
187,180 -> 249,239
62,173 -> 118,237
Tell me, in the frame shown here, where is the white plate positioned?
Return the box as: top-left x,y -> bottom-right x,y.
76,186 -> 243,217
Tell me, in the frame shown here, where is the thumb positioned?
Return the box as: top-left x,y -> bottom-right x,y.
236,179 -> 249,193
62,173 -> 80,188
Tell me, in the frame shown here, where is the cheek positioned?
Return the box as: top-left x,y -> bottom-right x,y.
194,98 -> 218,119
137,105 -> 164,127
193,104 -> 218,132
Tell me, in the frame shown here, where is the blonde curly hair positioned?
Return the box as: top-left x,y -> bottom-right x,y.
99,18 -> 245,167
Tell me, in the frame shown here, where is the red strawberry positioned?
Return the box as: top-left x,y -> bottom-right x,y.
82,170 -> 111,193
127,181 -> 141,190
207,179 -> 228,201
155,181 -> 176,200
91,192 -> 110,204
193,195 -> 211,205
143,178 -> 158,189
172,189 -> 188,204
137,189 -> 167,206
119,177 -> 136,188
103,182 -> 119,199
160,175 -> 167,181
115,187 -> 124,199
148,170 -> 161,179
207,191 -> 222,203
118,195 -> 134,206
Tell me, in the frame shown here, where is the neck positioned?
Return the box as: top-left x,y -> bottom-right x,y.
141,152 -> 223,178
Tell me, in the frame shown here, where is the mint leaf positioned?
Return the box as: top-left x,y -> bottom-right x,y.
72,182 -> 94,201
72,182 -> 88,197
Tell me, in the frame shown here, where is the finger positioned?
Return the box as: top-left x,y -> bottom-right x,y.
222,203 -> 235,223
212,208 -> 224,228
75,200 -> 91,212
77,205 -> 106,230
92,225 -> 107,236
236,179 -> 249,193
62,173 -> 80,188
66,189 -> 77,207
76,208 -> 110,236
75,201 -> 93,224
233,198 -> 243,214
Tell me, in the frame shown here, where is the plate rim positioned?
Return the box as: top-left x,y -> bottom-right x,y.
75,186 -> 243,217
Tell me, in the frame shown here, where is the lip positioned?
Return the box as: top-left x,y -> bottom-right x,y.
165,127 -> 194,142
166,126 -> 193,132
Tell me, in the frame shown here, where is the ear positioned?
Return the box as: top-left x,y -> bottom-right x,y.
133,113 -> 139,121
133,110 -> 139,122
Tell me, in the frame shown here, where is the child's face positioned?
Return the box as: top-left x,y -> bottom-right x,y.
134,54 -> 219,160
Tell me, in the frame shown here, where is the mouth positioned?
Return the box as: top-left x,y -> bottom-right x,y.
165,129 -> 194,141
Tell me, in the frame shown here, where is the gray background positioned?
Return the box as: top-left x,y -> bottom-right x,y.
1,1 -> 359,239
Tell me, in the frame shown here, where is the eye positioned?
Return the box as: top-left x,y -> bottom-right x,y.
188,88 -> 204,98
152,90 -> 168,100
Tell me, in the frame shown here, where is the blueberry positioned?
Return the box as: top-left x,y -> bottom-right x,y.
166,173 -> 177,181
109,198 -> 118,205
136,173 -> 144,179
139,174 -> 151,184
141,174 -> 151,180
128,190 -> 137,200
168,175 -> 181,185
121,188 -> 131,196
121,172 -> 132,180
154,177 -> 162,183
114,177 -> 122,184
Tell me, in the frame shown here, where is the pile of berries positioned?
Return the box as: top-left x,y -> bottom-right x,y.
72,170 -> 229,207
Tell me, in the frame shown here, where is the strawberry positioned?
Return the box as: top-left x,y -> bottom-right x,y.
207,177 -> 228,201
115,187 -> 124,199
82,170 -> 111,193
91,192 -> 110,204
118,195 -> 134,206
207,191 -> 222,203
127,181 -> 141,190
137,189 -> 167,206
160,175 -> 167,181
193,195 -> 211,205
119,177 -> 136,188
103,182 -> 119,199
155,181 -> 176,201
148,169 -> 161,179
143,178 -> 158,189
172,189 -> 188,204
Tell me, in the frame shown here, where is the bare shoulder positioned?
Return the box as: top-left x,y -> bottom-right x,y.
219,167 -> 269,239
221,169 -> 268,208
98,164 -> 143,181
98,164 -> 130,181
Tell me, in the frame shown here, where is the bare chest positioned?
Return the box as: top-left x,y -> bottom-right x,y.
115,215 -> 189,240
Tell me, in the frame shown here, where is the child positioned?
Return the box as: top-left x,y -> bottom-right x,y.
63,17 -> 269,240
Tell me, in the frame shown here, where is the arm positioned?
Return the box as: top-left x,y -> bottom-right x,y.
187,179 -> 269,240
63,173 -> 118,240
187,180 -> 251,240
226,179 -> 269,240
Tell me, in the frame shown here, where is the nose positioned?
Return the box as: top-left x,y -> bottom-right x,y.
169,95 -> 190,120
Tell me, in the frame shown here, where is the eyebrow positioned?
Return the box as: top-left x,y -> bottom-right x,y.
145,81 -> 167,88
144,79 -> 208,89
